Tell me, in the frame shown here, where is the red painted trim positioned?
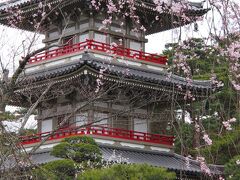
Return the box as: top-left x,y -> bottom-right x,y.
28,39 -> 167,65
20,125 -> 174,146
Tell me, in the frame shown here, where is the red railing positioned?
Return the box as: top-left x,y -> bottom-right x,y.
20,125 -> 174,146
29,39 -> 167,65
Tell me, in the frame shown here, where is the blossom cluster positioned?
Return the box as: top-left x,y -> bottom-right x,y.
95,68 -> 106,93
210,74 -> 224,90
195,122 -> 200,133
195,122 -> 213,146
202,133 -> 212,146
184,90 -> 195,101
108,150 -> 129,164
153,0 -> 191,21
219,176 -> 225,180
185,155 -> 192,169
196,156 -> 211,176
5,1 -> 52,30
222,118 -> 237,131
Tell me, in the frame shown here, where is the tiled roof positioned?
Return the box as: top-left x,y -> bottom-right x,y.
0,0 -> 205,11
18,52 -> 214,92
100,145 -> 223,175
0,0 -> 208,34
6,52 -> 217,107
0,0 -> 28,9
0,144 -> 224,178
28,145 -> 224,176
30,150 -> 61,164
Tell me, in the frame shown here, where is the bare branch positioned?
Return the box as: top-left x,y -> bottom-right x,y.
18,82 -> 54,134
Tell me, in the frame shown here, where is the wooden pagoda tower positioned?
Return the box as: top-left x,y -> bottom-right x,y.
0,0 -> 223,179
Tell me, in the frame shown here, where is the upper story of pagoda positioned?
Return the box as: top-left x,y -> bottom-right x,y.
0,1 -> 207,61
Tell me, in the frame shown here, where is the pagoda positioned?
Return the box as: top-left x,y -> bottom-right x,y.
0,0 -> 223,179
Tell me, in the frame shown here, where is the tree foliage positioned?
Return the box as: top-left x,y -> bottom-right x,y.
32,159 -> 76,180
174,122 -> 193,155
78,164 -> 176,180
198,127 -> 240,164
224,155 -> 240,180
165,37 -> 240,162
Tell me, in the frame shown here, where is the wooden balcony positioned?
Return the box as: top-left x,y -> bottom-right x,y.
20,125 -> 174,147
29,39 -> 167,65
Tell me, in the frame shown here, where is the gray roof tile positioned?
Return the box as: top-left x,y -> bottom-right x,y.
1,145 -> 224,178
18,53 -> 215,93
27,145 -> 223,175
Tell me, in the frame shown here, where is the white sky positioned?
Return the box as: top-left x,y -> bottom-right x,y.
3,114 -> 37,131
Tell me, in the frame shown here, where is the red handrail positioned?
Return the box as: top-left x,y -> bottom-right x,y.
19,125 -> 174,146
29,39 -> 167,65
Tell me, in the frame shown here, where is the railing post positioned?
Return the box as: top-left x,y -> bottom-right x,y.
129,130 -> 133,139
102,126 -> 105,135
124,48 -> 130,57
102,42 -> 107,52
60,47 -> 63,56
139,51 -> 143,60
87,39 -> 93,50
108,127 -> 112,136
117,47 -> 123,56
143,132 -> 147,141
86,126 -> 91,134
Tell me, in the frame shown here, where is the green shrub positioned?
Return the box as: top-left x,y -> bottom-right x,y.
44,159 -> 76,178
78,164 -> 176,180
51,136 -> 102,164
32,168 -> 57,180
70,143 -> 102,163
64,136 -> 97,146
50,142 -> 70,158
33,159 -> 76,180
224,155 -> 240,180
